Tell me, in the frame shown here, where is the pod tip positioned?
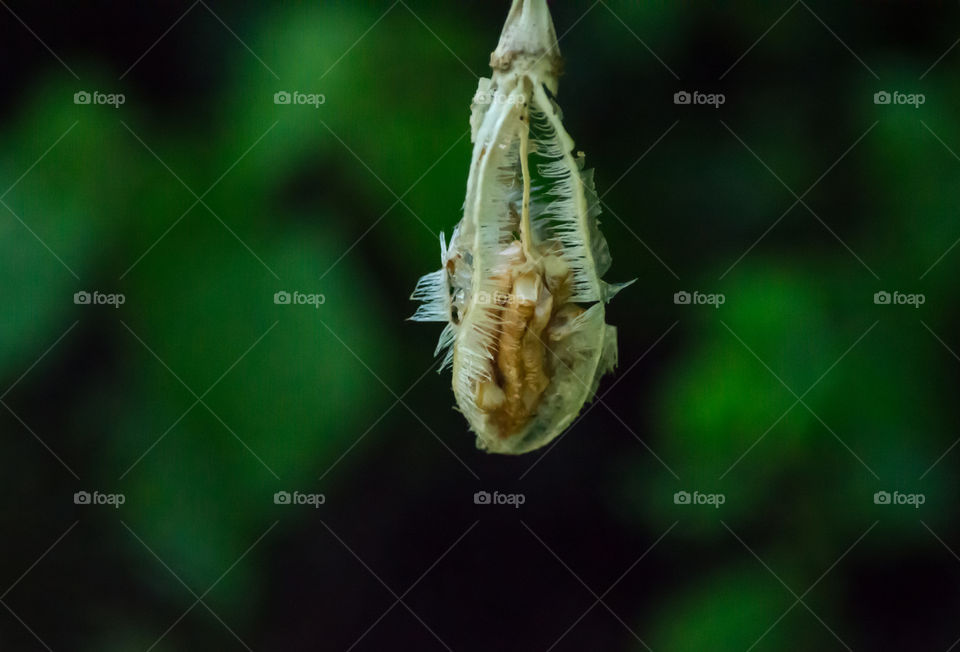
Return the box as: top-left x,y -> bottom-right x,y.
490,0 -> 561,74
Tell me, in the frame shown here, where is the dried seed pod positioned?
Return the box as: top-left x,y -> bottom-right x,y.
410,0 -> 631,454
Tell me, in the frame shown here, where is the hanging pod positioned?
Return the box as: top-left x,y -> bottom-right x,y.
410,0 -> 632,454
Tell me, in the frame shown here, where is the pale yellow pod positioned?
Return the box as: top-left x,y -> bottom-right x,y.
410,0 -> 631,454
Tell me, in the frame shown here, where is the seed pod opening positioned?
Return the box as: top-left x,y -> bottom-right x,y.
410,0 -> 632,454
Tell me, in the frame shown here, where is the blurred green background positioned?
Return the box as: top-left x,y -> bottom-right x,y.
1,1 -> 959,650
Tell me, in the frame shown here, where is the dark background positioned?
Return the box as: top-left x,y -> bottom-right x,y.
1,1 -> 959,650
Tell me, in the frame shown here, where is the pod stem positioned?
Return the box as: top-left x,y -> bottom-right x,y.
491,0 -> 561,73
